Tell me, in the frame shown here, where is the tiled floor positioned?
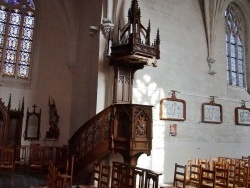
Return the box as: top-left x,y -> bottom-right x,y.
0,171 -> 47,188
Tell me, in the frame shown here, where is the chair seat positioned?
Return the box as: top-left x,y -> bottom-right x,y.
30,164 -> 42,168
175,177 -> 184,181
15,161 -> 25,165
77,185 -> 97,188
0,164 -> 13,168
189,180 -> 199,185
59,174 -> 71,179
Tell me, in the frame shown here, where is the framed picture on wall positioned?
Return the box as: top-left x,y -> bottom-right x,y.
160,92 -> 186,121
201,102 -> 222,124
235,106 -> 250,126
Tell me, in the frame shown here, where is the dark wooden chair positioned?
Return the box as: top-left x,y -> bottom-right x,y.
99,164 -> 111,188
0,147 -> 15,176
134,167 -> 145,188
89,161 -> 102,187
76,162 -> 102,188
126,166 -> 144,188
199,158 -> 210,170
234,165 -> 247,188
57,155 -> 75,188
47,160 -> 54,188
144,169 -> 162,188
200,167 -> 215,188
42,146 -> 54,172
28,145 -> 44,174
215,167 -> 229,188
228,163 -> 236,186
188,164 -> 201,187
110,162 -> 123,188
55,146 -> 68,172
54,165 -> 61,188
14,145 -> 27,172
173,163 -> 187,188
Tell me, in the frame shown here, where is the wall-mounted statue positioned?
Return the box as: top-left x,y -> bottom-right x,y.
46,96 -> 60,139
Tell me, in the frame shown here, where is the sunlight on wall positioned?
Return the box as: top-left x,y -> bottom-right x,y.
133,74 -> 165,106
134,74 -> 168,183
137,123 -> 166,183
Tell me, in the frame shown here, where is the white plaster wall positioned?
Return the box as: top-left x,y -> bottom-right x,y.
69,0 -> 103,136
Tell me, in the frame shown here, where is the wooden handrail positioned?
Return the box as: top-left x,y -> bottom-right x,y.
68,105 -> 114,170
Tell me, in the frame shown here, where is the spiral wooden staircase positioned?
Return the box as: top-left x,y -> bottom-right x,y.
68,0 -> 160,183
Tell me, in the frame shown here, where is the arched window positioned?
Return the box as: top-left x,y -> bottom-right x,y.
0,0 -> 35,79
225,3 -> 245,87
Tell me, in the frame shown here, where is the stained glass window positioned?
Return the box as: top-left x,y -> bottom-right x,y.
225,4 -> 245,88
4,0 -> 20,5
0,0 -> 35,79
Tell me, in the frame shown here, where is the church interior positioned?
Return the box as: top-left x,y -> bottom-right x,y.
1,0 -> 250,187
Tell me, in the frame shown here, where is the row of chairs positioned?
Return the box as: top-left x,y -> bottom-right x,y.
78,161 -> 162,188
171,156 -> 250,188
0,144 -> 68,176
47,155 -> 75,188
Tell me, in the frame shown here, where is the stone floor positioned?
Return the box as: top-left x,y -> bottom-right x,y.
0,171 -> 47,188
0,170 -> 86,188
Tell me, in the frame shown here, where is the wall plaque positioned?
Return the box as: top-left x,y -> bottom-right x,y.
202,97 -> 222,124
160,91 -> 186,121
235,101 -> 250,126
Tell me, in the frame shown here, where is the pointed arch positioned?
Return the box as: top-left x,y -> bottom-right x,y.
225,3 -> 245,87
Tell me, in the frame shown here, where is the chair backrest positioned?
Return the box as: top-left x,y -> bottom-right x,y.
144,170 -> 162,188
228,163 -> 236,185
245,165 -> 250,188
109,161 -> 162,188
231,158 -> 246,167
189,164 -> 201,187
43,146 -> 54,164
212,160 -> 227,170
215,167 -> 229,188
200,167 -> 215,188
0,147 -> 14,165
111,162 -> 124,188
199,158 -> 210,169
55,155 -> 74,188
47,161 -> 54,187
234,165 -> 246,187
65,155 -> 74,176
90,162 -> 101,187
110,162 -> 145,188
55,146 -> 68,163
14,145 -> 27,162
119,164 -> 134,188
217,157 -> 228,162
99,164 -> 111,188
29,145 -> 44,164
173,163 -> 187,188
242,156 -> 250,167
132,167 -> 144,188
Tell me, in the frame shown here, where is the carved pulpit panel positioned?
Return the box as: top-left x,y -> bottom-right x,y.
112,104 -> 152,164
114,67 -> 132,104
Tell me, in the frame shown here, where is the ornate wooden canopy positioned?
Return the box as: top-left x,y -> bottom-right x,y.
108,0 -> 160,68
